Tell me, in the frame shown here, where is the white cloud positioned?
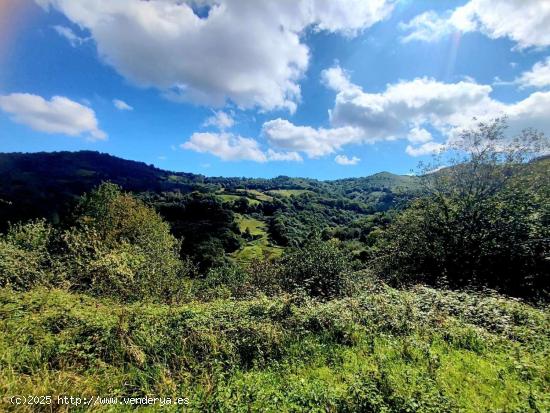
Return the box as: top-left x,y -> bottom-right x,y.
266,149 -> 303,162
265,64 -> 550,159
181,131 -> 301,162
113,99 -> 133,111
321,66 -> 357,92
37,0 -> 394,112
399,11 -> 454,43
400,0 -> 550,49
334,154 -> 360,165
516,57 -> 550,89
306,0 -> 394,36
405,142 -> 445,157
203,110 -> 234,130
52,25 -> 89,47
407,127 -> 433,143
0,93 -> 106,140
262,118 -> 364,158
327,68 -> 502,143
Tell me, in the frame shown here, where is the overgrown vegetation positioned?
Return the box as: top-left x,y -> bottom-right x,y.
0,119 -> 548,411
375,119 -> 549,300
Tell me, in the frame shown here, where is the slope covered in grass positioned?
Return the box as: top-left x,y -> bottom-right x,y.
1,284 -> 548,412
234,215 -> 283,263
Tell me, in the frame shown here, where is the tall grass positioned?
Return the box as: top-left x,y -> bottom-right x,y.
1,284 -> 548,412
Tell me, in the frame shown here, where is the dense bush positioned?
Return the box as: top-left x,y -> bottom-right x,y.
281,237 -> 353,299
193,262 -> 248,300
61,182 -> 191,301
1,285 -> 548,412
0,220 -> 57,289
0,183 -> 194,302
375,119 -> 549,299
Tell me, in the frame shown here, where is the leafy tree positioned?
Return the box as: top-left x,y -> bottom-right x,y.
153,192 -> 242,271
375,118 -> 549,299
63,182 -> 190,301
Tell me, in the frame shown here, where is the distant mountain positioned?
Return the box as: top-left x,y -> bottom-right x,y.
0,151 -> 419,230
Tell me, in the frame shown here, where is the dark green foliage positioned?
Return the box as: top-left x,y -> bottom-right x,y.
245,258 -> 285,297
1,131 -> 549,411
0,150 -> 418,258
0,151 -> 205,232
375,119 -> 550,299
281,238 -> 353,299
0,182 -> 193,302
150,192 -> 242,271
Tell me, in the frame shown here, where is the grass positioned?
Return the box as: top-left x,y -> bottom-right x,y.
234,215 -> 282,263
238,216 -> 266,236
217,193 -> 261,206
236,189 -> 273,202
0,285 -> 548,412
267,189 -> 313,197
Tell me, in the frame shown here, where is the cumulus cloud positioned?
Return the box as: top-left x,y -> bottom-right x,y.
36,0 -> 394,112
181,131 -> 301,162
262,118 -> 364,158
266,149 -> 303,162
321,66 -> 357,92
405,142 -> 445,157
334,154 -> 360,165
399,11 -> 454,43
400,0 -> 550,49
265,64 -> 550,158
326,68 -> 501,142
203,110 -> 234,130
0,93 -> 106,140
407,127 -> 433,143
332,65 -> 550,151
113,99 -> 133,111
516,57 -> 550,89
52,25 -> 89,47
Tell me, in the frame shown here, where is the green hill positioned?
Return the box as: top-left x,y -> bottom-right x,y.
0,151 -> 420,263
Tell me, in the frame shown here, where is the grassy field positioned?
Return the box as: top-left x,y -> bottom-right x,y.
267,189 -> 313,197
216,193 -> 261,206
0,285 -> 548,412
234,215 -> 283,263
236,189 -> 274,202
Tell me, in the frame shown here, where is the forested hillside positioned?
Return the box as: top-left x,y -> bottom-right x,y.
0,150 -> 419,269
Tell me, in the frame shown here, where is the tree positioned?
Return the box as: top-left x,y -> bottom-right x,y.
63,182 -> 190,301
375,119 -> 549,299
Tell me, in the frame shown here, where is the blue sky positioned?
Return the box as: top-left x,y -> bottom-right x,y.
1,0 -> 549,179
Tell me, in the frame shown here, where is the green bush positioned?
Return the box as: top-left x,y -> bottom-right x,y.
245,258 -> 285,297
1,286 -> 548,412
0,220 -> 56,289
281,238 -> 353,299
193,262 -> 248,300
61,182 -> 191,302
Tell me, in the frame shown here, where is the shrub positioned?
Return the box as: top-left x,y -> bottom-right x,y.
0,220 -> 56,289
246,258 -> 285,297
194,262 -> 248,300
281,238 -> 353,299
61,182 -> 191,302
